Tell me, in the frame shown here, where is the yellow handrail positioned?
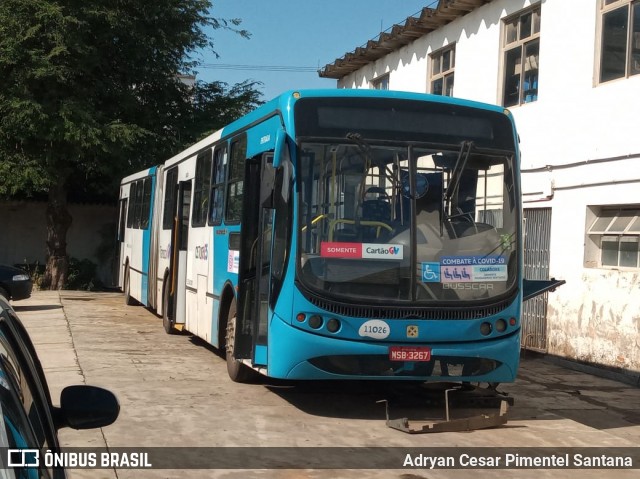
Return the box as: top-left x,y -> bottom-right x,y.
301,213 -> 329,232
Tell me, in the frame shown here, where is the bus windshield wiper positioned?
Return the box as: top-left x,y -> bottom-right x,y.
443,140 -> 473,215
345,132 -> 373,167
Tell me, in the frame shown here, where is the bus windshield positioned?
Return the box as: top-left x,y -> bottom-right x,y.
297,140 -> 518,304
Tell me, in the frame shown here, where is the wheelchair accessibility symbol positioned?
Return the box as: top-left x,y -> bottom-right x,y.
421,262 -> 440,283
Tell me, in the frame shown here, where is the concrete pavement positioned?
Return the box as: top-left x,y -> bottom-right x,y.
11,290 -> 640,479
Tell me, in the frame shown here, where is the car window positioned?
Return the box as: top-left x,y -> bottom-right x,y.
0,321 -> 55,479
0,360 -> 46,478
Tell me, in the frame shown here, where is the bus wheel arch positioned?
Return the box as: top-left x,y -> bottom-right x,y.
221,286 -> 257,383
218,285 -> 235,352
162,271 -> 177,334
123,260 -> 137,306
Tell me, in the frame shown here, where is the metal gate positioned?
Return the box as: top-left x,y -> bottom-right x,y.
521,207 -> 552,352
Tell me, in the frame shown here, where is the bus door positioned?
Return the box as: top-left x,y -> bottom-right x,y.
116,198 -> 128,288
170,179 -> 192,327
235,153 -> 275,366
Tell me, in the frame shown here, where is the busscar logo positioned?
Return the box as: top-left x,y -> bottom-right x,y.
443,283 -> 494,291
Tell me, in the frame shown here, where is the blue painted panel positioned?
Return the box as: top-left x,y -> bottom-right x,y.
140,167 -> 157,306
254,345 -> 267,366
267,310 -> 520,381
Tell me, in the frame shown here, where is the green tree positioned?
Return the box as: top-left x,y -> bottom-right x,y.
0,0 -> 262,288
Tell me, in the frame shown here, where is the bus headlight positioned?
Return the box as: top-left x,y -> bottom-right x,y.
308,315 -> 323,329
495,319 -> 507,332
326,318 -> 341,333
480,322 -> 492,336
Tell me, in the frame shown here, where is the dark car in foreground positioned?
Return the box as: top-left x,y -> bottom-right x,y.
0,297 -> 120,478
0,264 -> 33,301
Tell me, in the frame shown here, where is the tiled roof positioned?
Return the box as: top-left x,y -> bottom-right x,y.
318,0 -> 491,79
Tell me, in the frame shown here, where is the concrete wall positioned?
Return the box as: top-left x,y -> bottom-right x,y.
333,0 -> 640,372
0,201 -> 118,287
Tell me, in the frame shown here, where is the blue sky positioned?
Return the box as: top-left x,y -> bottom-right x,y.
195,1 -> 434,100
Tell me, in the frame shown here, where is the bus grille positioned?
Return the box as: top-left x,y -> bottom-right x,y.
309,355 -> 501,377
306,296 -> 512,320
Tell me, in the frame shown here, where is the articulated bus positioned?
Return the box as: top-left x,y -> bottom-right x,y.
117,89 -> 561,383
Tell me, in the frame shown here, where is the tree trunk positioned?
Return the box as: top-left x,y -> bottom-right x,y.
42,177 -> 72,290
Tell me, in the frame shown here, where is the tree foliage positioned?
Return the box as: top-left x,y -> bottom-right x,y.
0,0 -> 263,287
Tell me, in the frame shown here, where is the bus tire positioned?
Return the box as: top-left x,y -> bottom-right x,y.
162,283 -> 177,335
124,265 -> 137,306
225,300 -> 257,383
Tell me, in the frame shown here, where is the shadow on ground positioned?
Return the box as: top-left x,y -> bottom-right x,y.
13,304 -> 62,312
144,318 -> 640,433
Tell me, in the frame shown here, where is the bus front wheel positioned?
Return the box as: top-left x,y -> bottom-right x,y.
225,301 -> 258,383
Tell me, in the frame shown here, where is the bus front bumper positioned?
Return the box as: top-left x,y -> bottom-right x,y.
267,314 -> 520,382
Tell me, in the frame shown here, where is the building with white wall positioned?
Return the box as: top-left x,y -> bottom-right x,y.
320,0 -> 640,375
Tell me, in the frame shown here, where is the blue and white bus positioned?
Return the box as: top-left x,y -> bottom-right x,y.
117,166 -> 161,308
117,89 -> 562,383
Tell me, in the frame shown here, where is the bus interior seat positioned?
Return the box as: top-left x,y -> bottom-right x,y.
362,187 -> 391,222
361,187 -> 391,241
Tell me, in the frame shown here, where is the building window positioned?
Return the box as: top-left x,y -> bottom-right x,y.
586,207 -> 640,268
501,4 -> 541,107
599,0 -> 640,83
371,74 -> 389,90
430,45 -> 455,96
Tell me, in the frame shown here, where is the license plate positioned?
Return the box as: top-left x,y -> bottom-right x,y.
389,346 -> 431,362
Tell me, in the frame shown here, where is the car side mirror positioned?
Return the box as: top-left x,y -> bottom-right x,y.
54,385 -> 120,430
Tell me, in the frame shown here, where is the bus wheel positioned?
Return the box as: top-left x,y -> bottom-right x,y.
162,284 -> 177,335
225,301 -> 257,383
124,265 -> 136,306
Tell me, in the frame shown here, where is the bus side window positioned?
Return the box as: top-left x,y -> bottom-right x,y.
226,136 -> 247,223
117,199 -> 127,242
192,149 -> 213,227
180,182 -> 192,250
140,177 -> 153,229
209,145 -> 227,225
133,179 -> 144,229
163,168 -> 178,230
126,181 -> 137,228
